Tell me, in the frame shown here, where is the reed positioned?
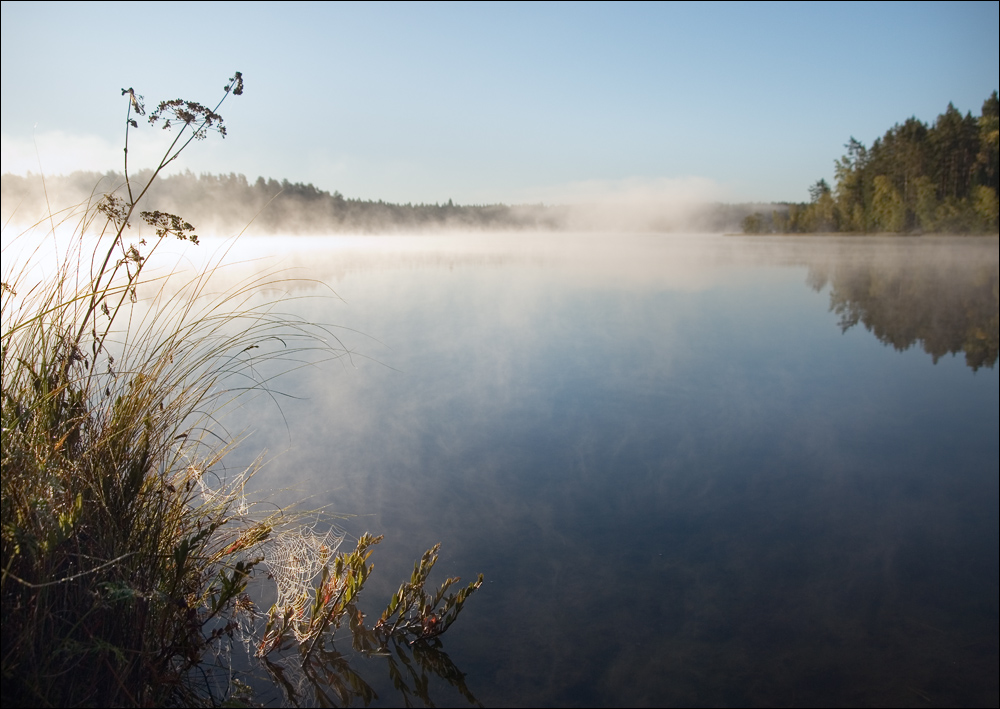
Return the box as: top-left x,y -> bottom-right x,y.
1,74 -> 480,708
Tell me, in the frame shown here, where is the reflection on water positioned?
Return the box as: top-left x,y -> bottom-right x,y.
803,243 -> 998,371
215,234 -> 997,707
259,633 -> 480,707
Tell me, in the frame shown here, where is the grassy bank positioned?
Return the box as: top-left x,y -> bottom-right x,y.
1,75 -> 481,707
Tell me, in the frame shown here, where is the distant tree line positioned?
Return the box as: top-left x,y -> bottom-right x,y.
743,92 -> 1000,234
0,170 -> 572,234
3,170 -> 779,236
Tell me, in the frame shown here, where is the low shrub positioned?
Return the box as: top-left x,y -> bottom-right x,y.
1,73 -> 481,708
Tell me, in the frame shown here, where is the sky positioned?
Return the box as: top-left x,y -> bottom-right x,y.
1,1 -> 998,206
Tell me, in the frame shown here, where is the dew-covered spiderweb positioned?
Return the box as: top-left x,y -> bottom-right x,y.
263,523 -> 346,640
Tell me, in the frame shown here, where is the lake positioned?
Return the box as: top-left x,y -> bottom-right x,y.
211,233 -> 998,707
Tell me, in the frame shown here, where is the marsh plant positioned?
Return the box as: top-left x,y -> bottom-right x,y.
0,74 -> 482,707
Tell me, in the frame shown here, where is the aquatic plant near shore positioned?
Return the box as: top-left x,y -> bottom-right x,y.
0,73 -> 481,707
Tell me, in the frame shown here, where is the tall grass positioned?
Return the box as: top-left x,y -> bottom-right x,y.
1,74 -> 480,708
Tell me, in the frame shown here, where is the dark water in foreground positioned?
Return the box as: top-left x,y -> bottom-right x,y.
218,234 -> 997,707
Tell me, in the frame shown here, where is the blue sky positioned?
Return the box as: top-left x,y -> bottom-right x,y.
2,1 -> 997,205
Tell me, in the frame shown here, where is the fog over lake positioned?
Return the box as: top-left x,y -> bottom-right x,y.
202,233 -> 997,707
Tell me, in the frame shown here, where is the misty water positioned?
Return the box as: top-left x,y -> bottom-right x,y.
214,233 -> 997,707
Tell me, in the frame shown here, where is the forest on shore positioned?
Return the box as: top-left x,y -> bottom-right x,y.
743,92 -> 999,235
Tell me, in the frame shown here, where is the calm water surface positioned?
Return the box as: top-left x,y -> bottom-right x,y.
215,233 -> 997,707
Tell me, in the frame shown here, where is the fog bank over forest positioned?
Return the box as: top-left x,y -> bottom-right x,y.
1,170 -> 777,236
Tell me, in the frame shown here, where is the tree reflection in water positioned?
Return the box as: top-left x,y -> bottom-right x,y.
804,243 -> 998,370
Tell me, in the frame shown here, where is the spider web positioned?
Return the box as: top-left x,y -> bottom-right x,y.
263,524 -> 346,639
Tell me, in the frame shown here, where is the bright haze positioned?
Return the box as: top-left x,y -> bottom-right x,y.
1,1 -> 998,207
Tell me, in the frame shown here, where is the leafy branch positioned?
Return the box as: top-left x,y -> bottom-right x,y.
256,534 -> 484,707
